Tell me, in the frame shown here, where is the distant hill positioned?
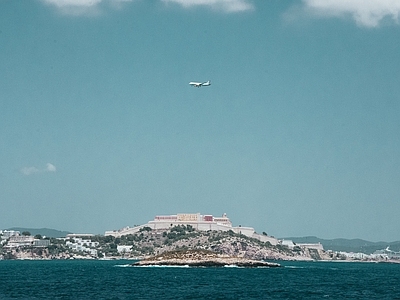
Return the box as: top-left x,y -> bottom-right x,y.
281,236 -> 400,254
6,227 -> 72,238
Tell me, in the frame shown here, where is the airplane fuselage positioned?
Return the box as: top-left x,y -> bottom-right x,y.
189,80 -> 211,88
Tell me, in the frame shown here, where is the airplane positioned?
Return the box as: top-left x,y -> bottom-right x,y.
189,80 -> 211,88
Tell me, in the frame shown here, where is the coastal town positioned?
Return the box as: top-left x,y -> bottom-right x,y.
1,213 -> 399,262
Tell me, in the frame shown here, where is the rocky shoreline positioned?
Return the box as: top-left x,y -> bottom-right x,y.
131,249 -> 281,268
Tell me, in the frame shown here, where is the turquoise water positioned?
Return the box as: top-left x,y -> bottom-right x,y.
0,260 -> 399,299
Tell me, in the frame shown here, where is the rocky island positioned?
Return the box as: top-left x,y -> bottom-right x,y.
131,249 -> 281,267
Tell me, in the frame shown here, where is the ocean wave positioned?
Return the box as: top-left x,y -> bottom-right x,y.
114,264 -> 131,268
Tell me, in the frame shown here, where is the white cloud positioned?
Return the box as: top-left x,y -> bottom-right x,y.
21,166 -> 40,176
161,0 -> 254,13
46,163 -> 57,172
21,163 -> 57,176
41,0 -> 134,16
40,0 -> 254,15
302,0 -> 400,27
42,0 -> 102,7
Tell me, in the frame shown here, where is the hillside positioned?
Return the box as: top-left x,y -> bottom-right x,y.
90,226 -> 329,261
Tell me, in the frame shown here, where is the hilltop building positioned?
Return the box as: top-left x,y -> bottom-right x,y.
105,213 -> 279,245
4,235 -> 50,248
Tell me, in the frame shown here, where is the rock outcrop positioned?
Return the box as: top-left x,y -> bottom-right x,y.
131,249 -> 281,268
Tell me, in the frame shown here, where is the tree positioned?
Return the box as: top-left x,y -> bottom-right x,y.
22,231 -> 31,236
34,234 -> 43,239
139,227 -> 152,232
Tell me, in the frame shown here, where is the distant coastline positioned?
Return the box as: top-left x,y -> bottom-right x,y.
2,213 -> 400,262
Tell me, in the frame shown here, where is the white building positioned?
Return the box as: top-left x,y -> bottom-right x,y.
6,236 -> 34,248
66,234 -> 94,239
280,240 -> 324,251
4,236 -> 50,248
117,245 -> 132,254
297,243 -> 324,251
373,247 -> 400,259
105,213 -> 279,245
1,230 -> 20,238
66,237 -> 99,256
252,233 -> 280,245
281,240 -> 296,249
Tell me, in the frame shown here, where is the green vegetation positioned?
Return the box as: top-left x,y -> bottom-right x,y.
47,238 -> 68,256
73,226 -> 281,259
139,226 -> 152,232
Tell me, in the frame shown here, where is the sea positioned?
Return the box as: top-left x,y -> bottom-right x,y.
0,260 -> 399,299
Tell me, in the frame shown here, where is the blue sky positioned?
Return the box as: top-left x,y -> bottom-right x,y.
1,0 -> 399,241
